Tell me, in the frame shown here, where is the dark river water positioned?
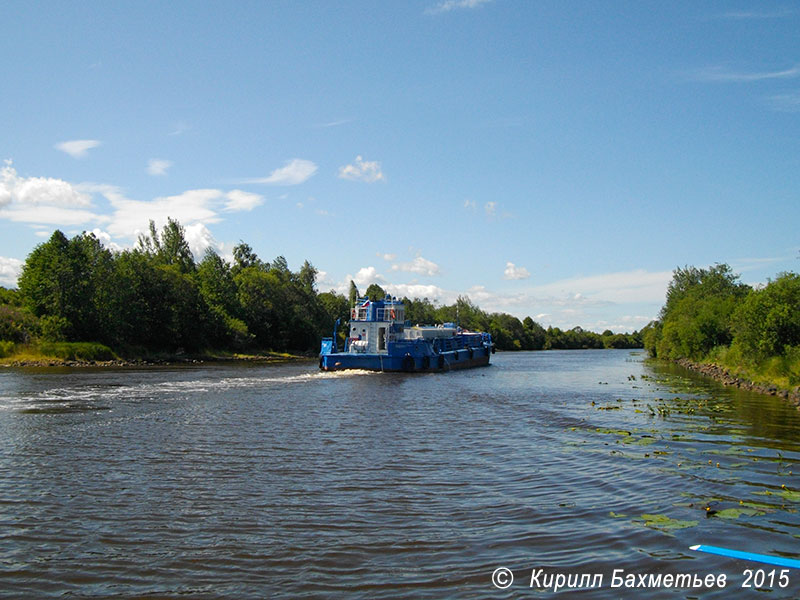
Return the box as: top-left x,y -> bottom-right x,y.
1,350 -> 799,598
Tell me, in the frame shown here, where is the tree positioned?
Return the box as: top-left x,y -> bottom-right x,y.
137,218 -> 195,274
404,297 -> 437,325
298,260 -> 318,294
235,266 -> 278,345
196,250 -> 238,316
365,283 -> 386,301
232,241 -> 265,274
348,281 -> 359,305
523,316 -> 546,350
18,231 -> 118,344
653,264 -> 750,359
114,250 -> 210,351
195,250 -> 252,349
319,291 -> 350,345
733,272 -> 800,359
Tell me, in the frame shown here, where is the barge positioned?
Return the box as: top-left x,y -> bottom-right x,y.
319,296 -> 493,372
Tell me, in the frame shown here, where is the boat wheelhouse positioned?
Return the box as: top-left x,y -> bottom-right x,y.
319,296 -> 493,372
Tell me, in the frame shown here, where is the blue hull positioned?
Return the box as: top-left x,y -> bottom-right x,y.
320,346 -> 491,372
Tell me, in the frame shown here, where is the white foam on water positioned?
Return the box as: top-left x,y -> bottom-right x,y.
0,367 -> 375,411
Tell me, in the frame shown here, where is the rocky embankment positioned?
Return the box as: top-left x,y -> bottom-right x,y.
2,358 -> 196,368
676,358 -> 800,406
1,354 -> 304,368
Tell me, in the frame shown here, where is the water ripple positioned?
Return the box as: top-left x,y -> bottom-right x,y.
1,352 -> 799,598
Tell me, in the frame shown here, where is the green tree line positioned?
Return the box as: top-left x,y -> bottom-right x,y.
0,219 -> 641,358
642,264 -> 800,388
371,286 -> 641,351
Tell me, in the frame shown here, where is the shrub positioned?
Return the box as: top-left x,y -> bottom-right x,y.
39,315 -> 71,342
733,273 -> 800,359
0,340 -> 14,358
37,342 -> 115,361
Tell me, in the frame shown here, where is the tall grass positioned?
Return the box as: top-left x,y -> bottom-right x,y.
0,340 -> 14,358
709,344 -> 800,390
0,341 -> 117,362
37,342 -> 116,361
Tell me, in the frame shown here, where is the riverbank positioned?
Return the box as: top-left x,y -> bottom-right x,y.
0,350 -> 309,368
674,358 -> 800,406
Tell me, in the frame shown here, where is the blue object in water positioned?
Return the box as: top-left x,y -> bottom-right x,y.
319,296 -> 494,372
690,545 -> 800,570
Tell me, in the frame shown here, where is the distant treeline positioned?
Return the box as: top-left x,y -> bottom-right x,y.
0,219 -> 641,358
642,264 -> 800,389
399,295 -> 641,351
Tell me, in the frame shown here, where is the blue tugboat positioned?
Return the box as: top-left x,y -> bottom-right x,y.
319,296 -> 493,372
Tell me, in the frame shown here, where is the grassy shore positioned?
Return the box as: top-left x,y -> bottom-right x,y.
672,352 -> 800,406
0,341 -> 308,367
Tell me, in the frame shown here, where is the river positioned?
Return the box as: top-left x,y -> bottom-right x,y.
1,350 -> 799,598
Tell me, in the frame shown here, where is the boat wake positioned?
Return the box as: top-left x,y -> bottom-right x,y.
0,367 -> 375,412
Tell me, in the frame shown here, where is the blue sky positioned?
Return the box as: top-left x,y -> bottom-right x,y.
1,1 -> 798,332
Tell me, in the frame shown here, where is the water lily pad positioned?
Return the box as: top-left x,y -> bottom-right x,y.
714,508 -> 764,519
639,513 -> 698,531
779,490 -> 800,502
596,428 -> 632,436
622,436 -> 657,446
739,500 -> 773,509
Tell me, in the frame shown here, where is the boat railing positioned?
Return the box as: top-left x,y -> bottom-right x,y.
376,307 -> 404,322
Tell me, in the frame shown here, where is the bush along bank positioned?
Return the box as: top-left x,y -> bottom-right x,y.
642,264 -> 800,405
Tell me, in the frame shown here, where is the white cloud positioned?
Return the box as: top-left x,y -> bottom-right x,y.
1,164 -> 272,252
350,266 -> 387,288
691,64 -> 800,83
224,189 -> 263,212
244,159 -> 318,185
104,188 -> 222,239
530,269 -> 673,305
484,201 -> 497,217
169,121 -> 190,136
147,159 -> 173,176
3,205 -> 105,226
0,256 -> 23,288
317,118 -> 354,128
0,162 -> 103,226
338,156 -> 385,183
717,8 -> 795,19
87,184 -> 262,240
504,262 -> 530,280
89,229 -> 124,252
0,163 -> 274,258
386,283 -> 450,303
398,268 -> 671,331
1,162 -> 91,208
379,253 -> 397,261
391,255 -> 441,276
184,223 -> 223,259
327,267 -> 660,332
732,255 -> 790,273
426,0 -> 492,14
464,199 -> 477,211
766,91 -> 800,113
55,139 -> 101,159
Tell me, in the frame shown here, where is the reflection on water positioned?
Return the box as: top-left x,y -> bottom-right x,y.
0,351 -> 798,598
